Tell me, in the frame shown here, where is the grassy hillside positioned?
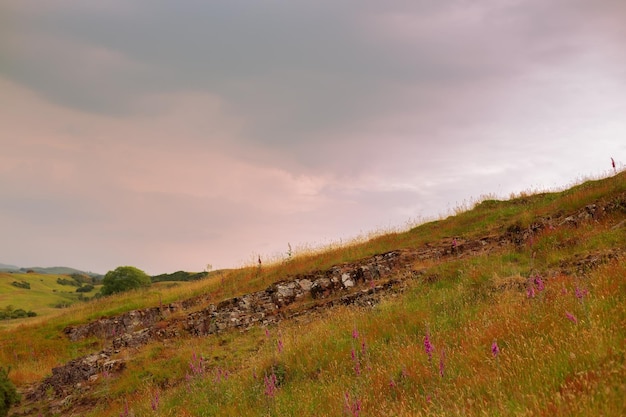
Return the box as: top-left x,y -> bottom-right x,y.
0,272 -> 101,322
1,171 -> 625,416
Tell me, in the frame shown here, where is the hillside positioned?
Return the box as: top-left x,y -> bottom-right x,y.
1,172 -> 625,417
0,263 -> 19,271
0,266 -> 103,278
0,272 -> 102,322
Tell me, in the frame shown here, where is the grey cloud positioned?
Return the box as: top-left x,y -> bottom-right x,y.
2,0 -> 625,274
4,0 -> 624,160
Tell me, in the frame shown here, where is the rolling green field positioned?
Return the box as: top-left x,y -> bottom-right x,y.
0,272 -> 101,323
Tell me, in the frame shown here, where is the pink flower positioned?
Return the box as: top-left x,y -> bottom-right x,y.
264,372 -> 278,397
351,349 -> 361,375
491,341 -> 500,358
565,311 -> 578,324
527,286 -> 536,299
352,328 -> 359,340
424,333 -> 434,361
344,392 -> 362,417
533,275 -> 545,292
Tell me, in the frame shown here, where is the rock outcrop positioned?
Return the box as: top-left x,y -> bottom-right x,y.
26,191 -> 626,404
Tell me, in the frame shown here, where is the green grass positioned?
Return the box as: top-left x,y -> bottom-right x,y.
0,272 -> 101,320
2,170 -> 626,416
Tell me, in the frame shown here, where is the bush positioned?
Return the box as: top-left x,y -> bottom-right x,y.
101,266 -> 151,295
0,367 -> 20,417
10,309 -> 28,319
57,277 -> 81,287
76,284 -> 95,293
70,272 -> 93,284
53,301 -> 71,309
151,270 -> 208,282
0,306 -> 34,320
10,281 -> 30,289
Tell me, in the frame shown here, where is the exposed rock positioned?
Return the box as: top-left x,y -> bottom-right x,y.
341,273 -> 354,288
31,191 -> 626,407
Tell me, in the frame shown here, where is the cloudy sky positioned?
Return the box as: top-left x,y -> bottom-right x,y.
1,1 -> 625,275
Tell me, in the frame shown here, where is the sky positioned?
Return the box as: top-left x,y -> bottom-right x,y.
1,0 -> 625,275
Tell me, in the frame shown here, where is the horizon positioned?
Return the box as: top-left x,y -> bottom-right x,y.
2,1 -> 625,275
1,169 -> 622,276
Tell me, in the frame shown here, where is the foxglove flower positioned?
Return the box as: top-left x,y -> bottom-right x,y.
565,311 -> 578,324
424,333 -> 434,361
491,341 -> 500,358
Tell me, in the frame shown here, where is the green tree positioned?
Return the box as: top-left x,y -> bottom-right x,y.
101,266 -> 151,295
0,367 -> 20,417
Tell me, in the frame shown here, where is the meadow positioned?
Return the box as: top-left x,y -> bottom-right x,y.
1,171 -> 625,416
0,272 -> 101,324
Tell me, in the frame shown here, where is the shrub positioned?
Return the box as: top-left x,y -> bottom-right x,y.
76,284 -> 95,293
0,367 -> 20,417
10,281 -> 30,289
151,270 -> 208,283
57,277 -> 81,287
101,266 -> 151,295
70,272 -> 94,284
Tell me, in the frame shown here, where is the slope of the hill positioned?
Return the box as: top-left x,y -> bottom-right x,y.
0,272 -> 101,322
2,172 -> 625,417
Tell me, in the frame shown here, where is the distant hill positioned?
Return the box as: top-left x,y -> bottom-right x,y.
0,263 -> 19,271
0,264 -> 103,278
22,266 -> 103,279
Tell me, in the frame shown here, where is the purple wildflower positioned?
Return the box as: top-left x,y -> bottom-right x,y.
575,287 -> 588,300
188,352 -> 204,377
264,372 -> 278,398
389,378 -> 396,388
565,311 -> 578,324
151,390 -> 159,411
344,392 -> 362,417
352,327 -> 359,340
491,341 -> 500,358
424,333 -> 434,361
534,275 -> 545,292
277,339 -> 284,354
527,285 -> 536,299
